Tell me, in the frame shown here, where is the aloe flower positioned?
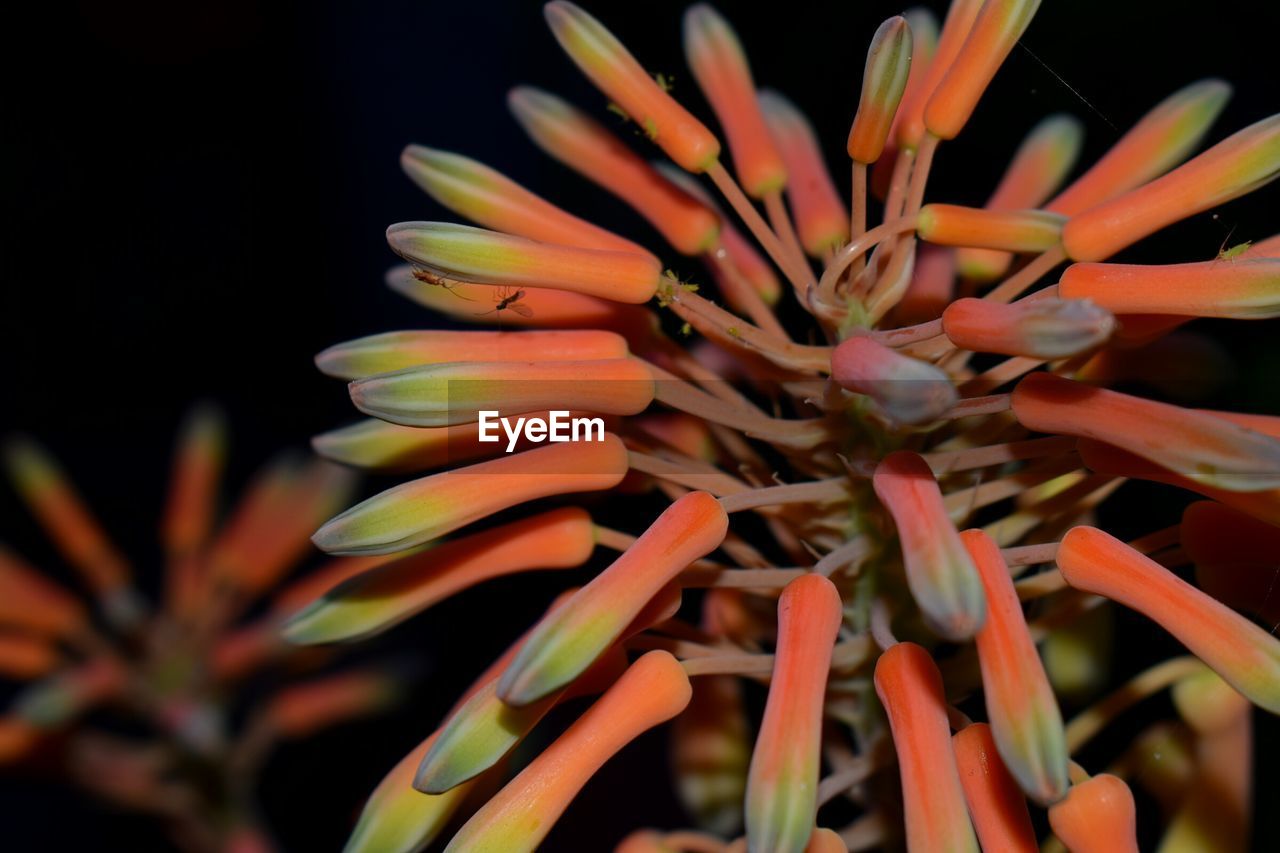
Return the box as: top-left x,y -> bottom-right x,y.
307,2 -> 1279,848
0,407 -> 405,852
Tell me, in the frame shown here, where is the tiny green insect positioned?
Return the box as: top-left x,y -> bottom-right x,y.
1217,241 -> 1253,261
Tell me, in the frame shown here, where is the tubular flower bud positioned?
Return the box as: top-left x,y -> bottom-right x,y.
633,412 -> 717,462
805,829 -> 847,853
1011,372 -> 1280,492
343,733 -> 475,853
509,87 -> 720,255
952,724 -> 1038,853
311,435 -> 628,555
847,17 -> 913,165
875,643 -> 980,853
745,574 -> 843,853
445,651 -> 692,852
1062,114 -> 1280,262
672,671 -> 750,835
1164,669 -> 1253,851
1181,500 -> 1280,626
386,221 -> 661,304
543,2 -> 720,172
894,243 -> 956,324
759,91 -> 848,255
1124,723 -> 1196,815
0,635 -> 59,680
161,404 -> 226,558
924,0 -> 1042,140
3,438 -> 131,598
1048,79 -> 1232,216
347,358 -> 654,427
1078,437 -> 1280,528
961,530 -> 1068,805
870,7 -> 939,195
942,297 -> 1115,359
416,646 -> 627,795
831,336 -> 957,425
1172,665 -> 1250,735
873,452 -> 986,640
285,509 -> 596,644
316,329 -> 629,380
957,114 -> 1084,281
265,670 -> 400,739
313,418 -> 514,473
895,0 -> 983,150
497,492 -> 727,705
0,546 -> 87,638
1048,774 -> 1140,853
917,204 -> 1065,252
399,145 -> 644,255
207,460 -> 356,597
683,4 -> 785,196
1057,526 -> 1280,714
385,265 -> 653,335
1059,258 -> 1280,319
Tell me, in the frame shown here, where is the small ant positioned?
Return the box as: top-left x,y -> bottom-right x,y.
478,287 -> 534,322
411,267 -> 474,299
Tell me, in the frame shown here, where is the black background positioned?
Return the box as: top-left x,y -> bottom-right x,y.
3,0 -> 1279,849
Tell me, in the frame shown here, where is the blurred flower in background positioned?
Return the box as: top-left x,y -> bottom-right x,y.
0,406 -> 406,852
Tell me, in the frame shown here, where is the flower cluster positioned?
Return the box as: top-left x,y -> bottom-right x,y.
0,409 -> 402,852
306,2 -> 1279,851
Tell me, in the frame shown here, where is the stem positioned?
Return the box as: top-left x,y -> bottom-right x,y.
817,754 -> 876,807
679,567 -> 806,588
816,218 -> 917,304
706,160 -> 815,293
902,134 -> 939,219
923,435 -> 1077,475
814,536 -> 871,577
874,318 -> 943,347
626,450 -> 751,496
1064,656 -> 1204,753
647,362 -> 830,447
985,245 -> 1067,304
681,653 -> 776,677
663,285 -> 831,372
1014,568 -> 1068,600
663,832 -> 728,853
938,393 -> 1013,420
704,245 -> 790,339
1001,541 -> 1062,568
718,479 -> 849,513
765,190 -> 808,273
850,162 -> 868,278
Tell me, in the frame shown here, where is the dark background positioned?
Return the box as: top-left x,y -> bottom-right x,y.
3,0 -> 1279,849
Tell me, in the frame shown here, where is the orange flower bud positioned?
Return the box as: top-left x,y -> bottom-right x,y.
1012,372 -> 1280,492
952,724 -> 1037,853
874,643 -> 980,852
544,2 -> 720,172
745,574 -> 843,853
943,297 -> 1114,359
1057,526 -> 1280,714
924,0 -> 1043,141
1048,774 -> 1139,853
509,87 -> 720,254
683,4 -> 785,196
1062,114 -> 1280,262
847,17 -> 913,165
917,204 -> 1065,252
